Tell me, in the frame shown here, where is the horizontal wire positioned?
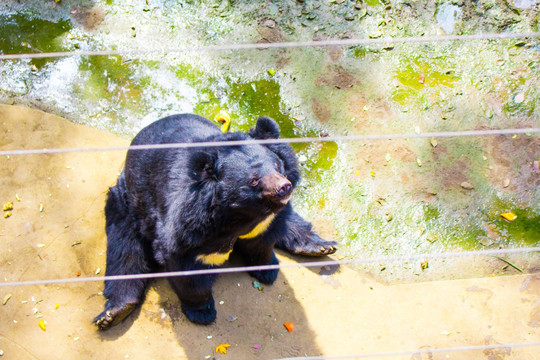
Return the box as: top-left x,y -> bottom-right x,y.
1,247 -> 538,288
1,127 -> 539,157
0,32 -> 539,60
277,341 -> 540,360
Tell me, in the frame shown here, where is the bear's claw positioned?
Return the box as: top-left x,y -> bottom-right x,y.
94,302 -> 137,330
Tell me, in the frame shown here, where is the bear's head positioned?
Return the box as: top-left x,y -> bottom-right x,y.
188,117 -> 295,218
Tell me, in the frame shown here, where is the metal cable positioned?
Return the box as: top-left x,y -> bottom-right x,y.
0,32 -> 539,60
1,127 -> 538,157
1,247 -> 538,288
276,341 -> 540,360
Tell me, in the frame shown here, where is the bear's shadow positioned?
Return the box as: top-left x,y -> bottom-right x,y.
173,252 -> 324,359
100,251 -> 323,359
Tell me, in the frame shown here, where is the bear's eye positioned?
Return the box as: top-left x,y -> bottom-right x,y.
249,177 -> 260,187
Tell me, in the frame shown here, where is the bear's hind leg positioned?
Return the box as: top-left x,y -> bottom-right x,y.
94,183 -> 151,330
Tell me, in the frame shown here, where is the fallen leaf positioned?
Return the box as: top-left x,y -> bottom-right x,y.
3,294 -> 12,305
215,344 -> 231,354
283,322 -> 294,332
501,212 -> 517,222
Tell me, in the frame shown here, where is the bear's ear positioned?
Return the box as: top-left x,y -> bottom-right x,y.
188,150 -> 219,181
250,117 -> 280,139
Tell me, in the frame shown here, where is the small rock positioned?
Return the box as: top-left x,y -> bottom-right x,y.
503,178 -> 510,188
460,182 -> 474,190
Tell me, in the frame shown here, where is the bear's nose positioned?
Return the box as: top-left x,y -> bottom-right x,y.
277,182 -> 292,198
260,174 -> 292,204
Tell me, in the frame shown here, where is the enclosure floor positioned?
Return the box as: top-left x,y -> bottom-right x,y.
0,105 -> 538,360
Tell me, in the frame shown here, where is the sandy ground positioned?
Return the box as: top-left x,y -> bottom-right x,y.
0,104 -> 539,360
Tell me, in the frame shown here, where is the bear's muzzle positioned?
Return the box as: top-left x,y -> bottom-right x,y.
260,172 -> 292,205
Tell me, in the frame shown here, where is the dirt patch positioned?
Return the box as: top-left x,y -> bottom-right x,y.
71,5 -> 106,30
257,18 -> 284,43
311,97 -> 332,123
314,65 -> 360,89
485,134 -> 540,203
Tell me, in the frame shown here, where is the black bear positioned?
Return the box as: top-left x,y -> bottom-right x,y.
94,114 -> 336,329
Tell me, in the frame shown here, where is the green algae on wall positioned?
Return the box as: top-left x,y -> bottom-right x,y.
0,13 -> 72,68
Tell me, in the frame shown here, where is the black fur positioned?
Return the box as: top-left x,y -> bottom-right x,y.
94,114 -> 337,329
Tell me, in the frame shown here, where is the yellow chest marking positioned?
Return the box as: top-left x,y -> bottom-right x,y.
196,250 -> 233,266
238,214 -> 276,239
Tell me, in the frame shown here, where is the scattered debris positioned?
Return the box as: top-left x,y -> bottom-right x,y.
2,294 -> 12,305
252,281 -> 263,291
500,212 -> 517,222
460,181 -> 474,190
503,178 -> 510,188
420,261 -> 429,270
216,111 -> 231,133
3,202 -> 13,211
267,68 -> 276,76
215,343 -> 230,354
493,256 -> 523,273
253,344 -> 261,349
38,320 -> 46,331
283,322 -> 294,332
226,315 -> 237,322
533,160 -> 540,173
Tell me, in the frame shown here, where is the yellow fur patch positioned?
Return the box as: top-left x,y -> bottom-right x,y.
238,214 -> 276,239
196,250 -> 232,266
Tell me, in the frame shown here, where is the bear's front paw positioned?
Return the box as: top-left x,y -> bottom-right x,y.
94,302 -> 137,330
248,253 -> 279,284
181,298 -> 216,325
292,234 -> 338,257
